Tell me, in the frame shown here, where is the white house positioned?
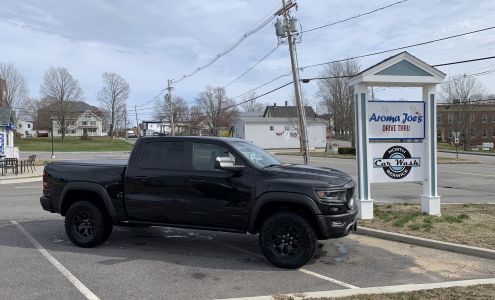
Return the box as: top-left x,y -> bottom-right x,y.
233,116 -> 327,149
16,120 -> 35,138
139,120 -> 189,136
52,109 -> 103,137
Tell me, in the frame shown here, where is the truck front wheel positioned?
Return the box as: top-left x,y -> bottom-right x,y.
259,212 -> 317,269
65,201 -> 113,248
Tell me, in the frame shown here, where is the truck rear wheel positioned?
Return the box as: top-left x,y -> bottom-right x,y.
65,201 -> 113,248
259,212 -> 316,269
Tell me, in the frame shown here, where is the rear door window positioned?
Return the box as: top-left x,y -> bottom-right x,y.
140,141 -> 186,170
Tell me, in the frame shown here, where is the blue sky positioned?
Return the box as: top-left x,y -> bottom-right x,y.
1,0 -> 495,121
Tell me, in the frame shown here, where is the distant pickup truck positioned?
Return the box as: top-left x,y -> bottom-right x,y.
40,137 -> 357,268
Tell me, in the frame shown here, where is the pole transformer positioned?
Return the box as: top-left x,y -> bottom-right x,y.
167,79 -> 175,136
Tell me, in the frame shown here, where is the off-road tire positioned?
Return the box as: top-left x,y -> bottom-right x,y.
65,201 -> 113,248
259,212 -> 317,269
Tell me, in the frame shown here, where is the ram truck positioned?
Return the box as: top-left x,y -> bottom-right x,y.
41,137 -> 357,268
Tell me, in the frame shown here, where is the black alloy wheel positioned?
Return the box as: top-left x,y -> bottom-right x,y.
259,212 -> 317,269
65,201 -> 113,248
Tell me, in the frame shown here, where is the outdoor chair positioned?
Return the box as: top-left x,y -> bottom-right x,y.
4,158 -> 19,175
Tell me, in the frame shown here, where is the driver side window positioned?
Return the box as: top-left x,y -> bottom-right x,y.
192,142 -> 236,171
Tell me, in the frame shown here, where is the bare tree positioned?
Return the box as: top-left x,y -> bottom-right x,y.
316,59 -> 360,146
40,67 -> 82,141
97,72 -> 130,139
183,105 -> 205,135
0,63 -> 30,122
240,91 -> 264,113
196,86 -> 238,136
441,75 -> 487,150
154,96 -> 189,134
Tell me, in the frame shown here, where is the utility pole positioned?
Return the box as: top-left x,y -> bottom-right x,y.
124,105 -> 128,140
134,105 -> 139,136
275,0 -> 310,164
167,79 -> 175,136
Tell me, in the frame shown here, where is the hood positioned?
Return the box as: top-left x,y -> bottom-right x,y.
263,163 -> 354,188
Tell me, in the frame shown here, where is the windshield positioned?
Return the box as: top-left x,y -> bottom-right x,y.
231,141 -> 281,168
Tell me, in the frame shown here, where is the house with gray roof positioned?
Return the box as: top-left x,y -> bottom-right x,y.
233,103 -> 327,149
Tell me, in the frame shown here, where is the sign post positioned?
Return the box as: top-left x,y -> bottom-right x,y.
452,131 -> 460,159
349,52 -> 446,219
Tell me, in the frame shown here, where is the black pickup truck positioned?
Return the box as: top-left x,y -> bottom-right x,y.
41,137 -> 357,268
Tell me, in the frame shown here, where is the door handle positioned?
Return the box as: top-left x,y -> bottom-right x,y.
188,179 -> 205,184
135,176 -> 151,182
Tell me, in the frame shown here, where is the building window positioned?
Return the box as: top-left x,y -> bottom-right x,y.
285,125 -> 289,130
90,121 -> 96,126
471,114 -> 475,122
269,126 -> 274,131
437,114 -> 442,123
69,120 -> 75,125
86,113 -> 91,118
482,128 -> 487,138
448,113 -> 453,124
71,129 -> 76,134
492,115 -> 495,124
82,121 -> 87,126
448,131 -> 452,138
27,123 -> 31,128
19,124 -> 22,128
470,128 -> 476,137
493,128 -> 495,137
482,114 -> 487,123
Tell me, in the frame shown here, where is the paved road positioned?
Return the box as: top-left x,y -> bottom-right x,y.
1,182 -> 495,299
276,155 -> 495,204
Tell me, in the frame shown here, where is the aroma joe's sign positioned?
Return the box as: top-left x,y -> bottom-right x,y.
368,101 -> 425,140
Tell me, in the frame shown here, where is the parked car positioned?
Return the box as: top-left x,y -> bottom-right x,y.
40,137 -> 357,268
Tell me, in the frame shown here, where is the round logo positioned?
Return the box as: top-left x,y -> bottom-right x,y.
382,145 -> 413,179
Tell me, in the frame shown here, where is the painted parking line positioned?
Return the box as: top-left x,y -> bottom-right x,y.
10,220 -> 100,300
439,171 -> 495,178
218,242 -> 358,289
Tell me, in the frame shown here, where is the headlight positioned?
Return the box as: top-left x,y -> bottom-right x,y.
314,188 -> 347,203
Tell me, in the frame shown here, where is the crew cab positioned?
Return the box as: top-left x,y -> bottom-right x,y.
41,137 -> 357,268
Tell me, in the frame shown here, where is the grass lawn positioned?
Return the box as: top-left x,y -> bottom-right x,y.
287,284 -> 495,300
15,136 -> 132,152
359,203 -> 495,250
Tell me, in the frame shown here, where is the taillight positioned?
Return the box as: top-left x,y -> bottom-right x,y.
43,171 -> 49,189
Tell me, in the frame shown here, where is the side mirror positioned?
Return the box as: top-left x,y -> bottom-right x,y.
214,157 -> 244,172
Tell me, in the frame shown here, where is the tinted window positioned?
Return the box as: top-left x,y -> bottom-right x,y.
140,141 -> 185,170
193,142 -> 236,171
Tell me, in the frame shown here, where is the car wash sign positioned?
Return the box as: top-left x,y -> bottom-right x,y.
369,143 -> 424,182
368,101 -> 425,140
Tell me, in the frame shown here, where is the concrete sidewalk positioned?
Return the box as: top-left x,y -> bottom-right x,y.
0,168 -> 43,184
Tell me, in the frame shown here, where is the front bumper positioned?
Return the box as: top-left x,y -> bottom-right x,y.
315,208 -> 358,239
40,196 -> 55,213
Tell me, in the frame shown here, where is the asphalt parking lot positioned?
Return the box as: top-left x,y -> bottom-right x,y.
2,165 -> 495,300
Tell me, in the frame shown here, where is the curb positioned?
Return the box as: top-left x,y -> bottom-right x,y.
0,176 -> 42,185
356,227 -> 495,260
219,278 -> 495,300
439,149 -> 495,157
437,160 -> 479,164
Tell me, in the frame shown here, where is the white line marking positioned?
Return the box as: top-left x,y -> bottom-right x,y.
298,268 -> 358,289
11,220 -> 100,300
439,171 -> 495,178
218,242 -> 358,289
14,185 -> 41,189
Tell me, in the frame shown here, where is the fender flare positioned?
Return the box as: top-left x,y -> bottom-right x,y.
248,192 -> 322,233
60,182 -> 118,224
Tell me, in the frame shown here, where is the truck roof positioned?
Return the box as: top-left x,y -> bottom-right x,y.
139,136 -> 246,143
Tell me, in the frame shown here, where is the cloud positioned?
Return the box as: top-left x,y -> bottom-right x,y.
0,0 -> 494,120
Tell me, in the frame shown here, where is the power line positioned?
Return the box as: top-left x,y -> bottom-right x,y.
231,73 -> 291,99
300,26 -> 495,69
224,81 -> 293,111
301,0 -> 408,34
172,4 -> 280,84
432,56 -> 495,67
223,44 -> 280,89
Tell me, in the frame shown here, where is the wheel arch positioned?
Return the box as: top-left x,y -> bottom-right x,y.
60,182 -> 118,224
